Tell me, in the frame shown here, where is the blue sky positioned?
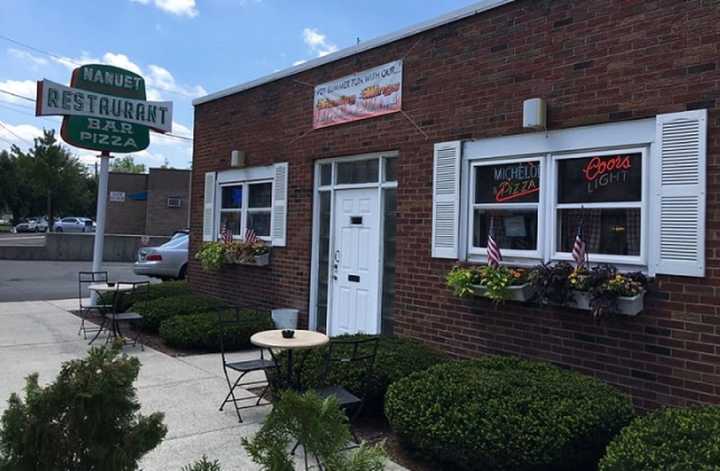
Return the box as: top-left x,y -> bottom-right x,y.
0,0 -> 479,169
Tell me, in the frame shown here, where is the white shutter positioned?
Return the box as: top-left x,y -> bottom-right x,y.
202,172 -> 216,241
431,141 -> 462,258
652,109 -> 707,277
271,162 -> 288,247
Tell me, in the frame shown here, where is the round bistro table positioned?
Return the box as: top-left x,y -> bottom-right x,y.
87,283 -> 135,344
250,329 -> 329,390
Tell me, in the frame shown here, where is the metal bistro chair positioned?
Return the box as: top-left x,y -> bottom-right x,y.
77,271 -> 111,339
103,281 -> 149,350
217,306 -> 275,423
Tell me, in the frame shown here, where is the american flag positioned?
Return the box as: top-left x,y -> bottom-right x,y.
221,226 -> 233,244
487,217 -> 502,268
245,228 -> 258,244
572,221 -> 587,268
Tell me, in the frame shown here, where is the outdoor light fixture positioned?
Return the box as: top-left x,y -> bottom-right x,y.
523,98 -> 547,130
231,150 -> 246,168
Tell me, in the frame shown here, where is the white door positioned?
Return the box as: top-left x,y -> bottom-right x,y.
330,188 -> 380,336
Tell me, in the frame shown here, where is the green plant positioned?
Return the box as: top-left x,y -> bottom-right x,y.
569,265 -> 648,318
134,294 -> 223,332
600,406 -> 720,471
446,265 -> 480,297
529,261 -> 575,305
159,309 -> 273,351
101,280 -> 192,313
181,455 -> 222,471
241,390 -> 385,471
0,343 -> 167,471
447,265 -> 529,302
270,335 -> 446,416
385,356 -> 634,471
195,241 -> 227,272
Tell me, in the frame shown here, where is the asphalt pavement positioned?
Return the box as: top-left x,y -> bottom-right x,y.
0,260 -> 151,302
0,233 -> 46,246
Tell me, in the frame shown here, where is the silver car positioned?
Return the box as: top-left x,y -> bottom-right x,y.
54,217 -> 95,232
133,231 -> 189,280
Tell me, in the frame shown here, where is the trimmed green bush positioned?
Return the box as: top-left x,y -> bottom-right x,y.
271,335 -> 446,415
599,406 -> 720,471
159,309 -> 273,351
135,294 -> 223,332
385,356 -> 634,471
100,280 -> 192,313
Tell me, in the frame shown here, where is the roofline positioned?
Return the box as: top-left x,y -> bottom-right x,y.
193,0 -> 514,106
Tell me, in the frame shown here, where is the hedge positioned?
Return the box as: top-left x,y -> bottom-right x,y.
270,335 -> 446,415
159,309 -> 273,352
99,280 -> 192,312
599,406 -> 720,471
385,356 -> 634,471
134,294 -> 223,332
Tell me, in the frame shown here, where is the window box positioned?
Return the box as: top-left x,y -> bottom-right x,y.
472,282 -> 536,302
225,251 -> 270,267
569,289 -> 645,316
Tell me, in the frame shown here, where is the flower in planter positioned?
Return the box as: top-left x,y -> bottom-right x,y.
447,265 -> 529,303
195,239 -> 271,272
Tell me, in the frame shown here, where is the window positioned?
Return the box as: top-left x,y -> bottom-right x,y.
218,180 -> 273,239
469,158 -> 542,258
552,149 -> 645,263
465,148 -> 646,265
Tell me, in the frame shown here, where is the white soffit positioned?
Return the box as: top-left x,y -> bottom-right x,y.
193,0 -> 514,106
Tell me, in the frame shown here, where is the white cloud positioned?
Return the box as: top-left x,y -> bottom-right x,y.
0,80 -> 37,104
0,121 -> 42,149
292,59 -> 307,66
302,28 -> 338,57
130,0 -> 198,17
8,48 -> 48,66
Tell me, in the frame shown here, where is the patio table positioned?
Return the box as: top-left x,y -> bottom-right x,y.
87,282 -> 135,344
250,329 -> 329,390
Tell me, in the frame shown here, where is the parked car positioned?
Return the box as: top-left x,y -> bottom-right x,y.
133,231 -> 189,280
54,217 -> 95,233
14,219 -> 39,233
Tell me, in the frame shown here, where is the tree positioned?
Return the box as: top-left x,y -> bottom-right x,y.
0,344 -> 167,471
110,156 -> 146,174
15,130 -> 92,230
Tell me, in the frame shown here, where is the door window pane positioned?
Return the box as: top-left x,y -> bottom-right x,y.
316,191 -> 331,333
247,211 -> 271,237
557,153 -> 642,203
473,209 -> 538,250
336,159 -> 379,184
248,182 -> 272,208
384,157 -> 397,182
557,208 -> 641,256
221,186 -> 243,209
382,189 -> 397,335
320,164 -> 332,186
475,161 -> 540,204
219,212 -> 241,235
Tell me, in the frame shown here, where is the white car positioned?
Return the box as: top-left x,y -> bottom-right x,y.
133,231 -> 189,280
54,217 -> 96,233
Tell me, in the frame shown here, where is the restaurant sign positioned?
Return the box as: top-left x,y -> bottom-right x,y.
313,60 -> 403,129
36,64 -> 172,153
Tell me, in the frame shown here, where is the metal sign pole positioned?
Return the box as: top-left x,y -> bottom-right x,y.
90,150 -> 110,304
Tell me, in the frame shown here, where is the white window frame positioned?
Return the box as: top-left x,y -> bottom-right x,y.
549,147 -> 648,266
468,156 -> 545,260
217,179 -> 273,242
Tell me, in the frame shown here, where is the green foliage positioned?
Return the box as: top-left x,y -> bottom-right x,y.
159,309 -> 273,351
110,156 -> 146,174
385,357 -> 634,471
447,265 -> 530,302
109,280 -> 193,312
134,294 -> 223,332
195,242 -> 226,272
599,406 -> 720,471
446,265 -> 480,297
271,335 -> 446,416
529,261 -> 575,305
0,343 -> 166,471
181,455 -> 222,471
241,390 -> 385,471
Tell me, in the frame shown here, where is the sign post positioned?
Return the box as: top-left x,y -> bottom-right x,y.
36,64 -> 172,303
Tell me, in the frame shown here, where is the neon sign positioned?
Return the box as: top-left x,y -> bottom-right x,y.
582,155 -> 632,182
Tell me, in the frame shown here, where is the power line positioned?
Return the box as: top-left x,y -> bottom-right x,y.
0,89 -> 193,141
0,33 -> 202,99
0,121 -> 32,145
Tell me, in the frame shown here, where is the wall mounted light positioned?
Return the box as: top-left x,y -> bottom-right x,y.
230,150 -> 246,168
523,98 -> 547,130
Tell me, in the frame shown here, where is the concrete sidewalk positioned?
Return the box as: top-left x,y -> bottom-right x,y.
0,299 -> 404,470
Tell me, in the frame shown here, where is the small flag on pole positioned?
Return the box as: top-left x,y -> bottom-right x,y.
487,217 -> 502,268
572,219 -> 587,268
221,225 -> 233,244
245,228 -> 258,244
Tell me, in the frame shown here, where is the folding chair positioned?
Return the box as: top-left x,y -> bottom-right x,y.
77,271 -> 111,340
217,306 -> 275,423
104,281 -> 148,350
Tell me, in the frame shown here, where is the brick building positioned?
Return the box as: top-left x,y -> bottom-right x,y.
189,0 -> 720,409
107,168 -> 190,236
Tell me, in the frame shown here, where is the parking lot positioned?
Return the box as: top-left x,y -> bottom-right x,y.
0,260 -> 151,302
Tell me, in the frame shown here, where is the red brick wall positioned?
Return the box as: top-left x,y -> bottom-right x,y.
189,0 -> 720,409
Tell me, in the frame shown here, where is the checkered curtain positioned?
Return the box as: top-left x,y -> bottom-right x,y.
625,209 -> 641,255
561,209 -> 601,253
